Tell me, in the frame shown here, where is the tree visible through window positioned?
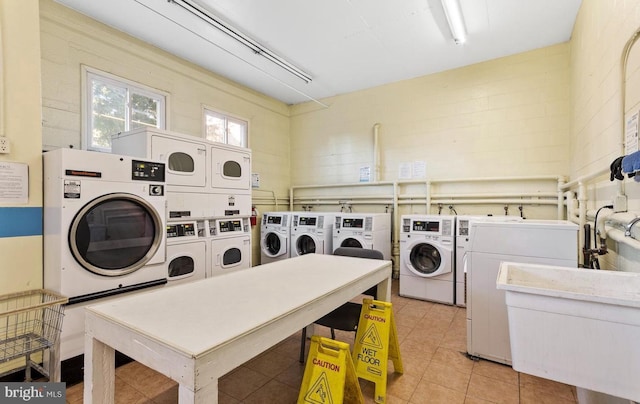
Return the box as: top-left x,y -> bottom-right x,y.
86,69 -> 166,151
204,108 -> 248,148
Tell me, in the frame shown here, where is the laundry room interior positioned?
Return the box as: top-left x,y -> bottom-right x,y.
2,0 -> 640,403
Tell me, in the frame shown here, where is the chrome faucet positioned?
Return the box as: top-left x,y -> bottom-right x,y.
625,217 -> 640,236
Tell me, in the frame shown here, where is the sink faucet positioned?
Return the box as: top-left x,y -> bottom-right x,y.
625,217 -> 640,236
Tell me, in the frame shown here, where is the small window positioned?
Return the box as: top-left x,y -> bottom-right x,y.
204,108 -> 248,148
223,248 -> 242,266
169,152 -> 195,173
84,67 -> 167,152
222,161 -> 242,178
168,256 -> 195,277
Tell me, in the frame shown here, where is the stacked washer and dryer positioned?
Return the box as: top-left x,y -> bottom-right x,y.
112,127 -> 253,281
44,148 -> 170,361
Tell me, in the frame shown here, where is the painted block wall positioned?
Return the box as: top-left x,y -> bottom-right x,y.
39,0 -> 291,265
290,44 -> 571,188
0,1 -> 44,295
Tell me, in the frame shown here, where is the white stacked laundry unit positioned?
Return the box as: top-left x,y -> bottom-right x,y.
112,128 -> 253,283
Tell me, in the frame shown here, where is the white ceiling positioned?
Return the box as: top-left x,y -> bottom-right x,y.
53,0 -> 582,105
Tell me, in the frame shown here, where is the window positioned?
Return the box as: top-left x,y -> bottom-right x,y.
84,68 -> 166,151
204,108 -> 248,148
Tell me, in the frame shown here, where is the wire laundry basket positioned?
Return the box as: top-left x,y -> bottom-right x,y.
0,289 -> 68,381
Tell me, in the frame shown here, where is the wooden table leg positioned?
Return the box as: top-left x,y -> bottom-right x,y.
83,334 -> 115,404
179,378 -> 219,403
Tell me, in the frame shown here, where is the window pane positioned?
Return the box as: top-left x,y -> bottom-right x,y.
227,119 -> 246,147
130,93 -> 159,129
91,80 -> 126,149
205,112 -> 226,143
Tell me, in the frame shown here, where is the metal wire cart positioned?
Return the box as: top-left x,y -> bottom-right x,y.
0,289 -> 68,381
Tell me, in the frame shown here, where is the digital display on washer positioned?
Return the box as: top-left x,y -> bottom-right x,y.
299,217 -> 317,226
132,160 -> 166,182
267,216 -> 282,224
219,220 -> 242,232
413,220 -> 439,232
342,218 -> 363,228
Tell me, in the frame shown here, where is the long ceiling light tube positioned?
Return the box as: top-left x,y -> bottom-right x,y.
170,0 -> 312,83
441,0 -> 467,45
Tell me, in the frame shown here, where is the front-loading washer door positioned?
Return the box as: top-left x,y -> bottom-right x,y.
69,193 -> 163,276
405,242 -> 450,277
263,232 -> 286,257
296,234 -> 317,255
340,237 -> 364,249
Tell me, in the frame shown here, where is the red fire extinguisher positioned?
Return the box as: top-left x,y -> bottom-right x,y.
250,206 -> 258,226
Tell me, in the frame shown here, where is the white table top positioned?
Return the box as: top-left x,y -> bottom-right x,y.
86,254 -> 391,359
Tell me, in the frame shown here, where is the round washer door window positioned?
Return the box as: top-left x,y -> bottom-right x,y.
296,235 -> 317,255
69,193 -> 163,276
223,248 -> 242,266
264,232 -> 282,255
409,243 -> 441,275
341,238 -> 363,248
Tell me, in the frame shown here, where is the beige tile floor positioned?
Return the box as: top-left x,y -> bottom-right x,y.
65,280 -> 577,403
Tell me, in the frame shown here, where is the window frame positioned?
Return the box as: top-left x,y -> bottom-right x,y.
202,105 -> 249,148
81,66 -> 169,152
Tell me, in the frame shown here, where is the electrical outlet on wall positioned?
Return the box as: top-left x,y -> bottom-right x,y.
0,137 -> 10,154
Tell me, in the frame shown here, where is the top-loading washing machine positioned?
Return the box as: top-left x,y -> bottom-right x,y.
290,212 -> 336,257
43,148 -> 168,360
209,217 -> 252,273
466,220 -> 578,365
399,215 -> 455,304
333,212 -> 391,260
454,215 -> 523,307
260,212 -> 292,264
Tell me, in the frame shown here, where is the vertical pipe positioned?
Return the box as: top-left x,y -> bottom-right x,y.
425,181 -> 432,214
392,181 -> 400,277
557,177 -> 565,219
577,182 -> 587,267
373,123 -> 381,182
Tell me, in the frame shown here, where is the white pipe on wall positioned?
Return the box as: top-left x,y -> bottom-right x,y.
373,123 -> 381,182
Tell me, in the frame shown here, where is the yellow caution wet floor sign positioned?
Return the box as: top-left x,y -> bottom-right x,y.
352,299 -> 403,404
298,336 -> 364,404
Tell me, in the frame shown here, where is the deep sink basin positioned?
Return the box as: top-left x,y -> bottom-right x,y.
497,262 -> 640,402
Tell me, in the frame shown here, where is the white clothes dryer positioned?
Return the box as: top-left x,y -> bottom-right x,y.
454,215 -> 523,307
290,212 -> 336,257
164,220 -> 207,287
209,217 -> 252,273
111,127 -> 207,191
43,148 -> 168,304
261,212 -> 292,264
399,215 -> 455,304
332,213 -> 391,260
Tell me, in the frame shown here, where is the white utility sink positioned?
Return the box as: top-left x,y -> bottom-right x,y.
497,262 -> 640,402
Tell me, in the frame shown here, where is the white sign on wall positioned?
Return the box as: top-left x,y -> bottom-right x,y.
398,161 -> 426,180
0,161 -> 28,204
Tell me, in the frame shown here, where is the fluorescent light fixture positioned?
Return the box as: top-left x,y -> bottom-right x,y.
169,0 -> 312,83
441,0 -> 467,45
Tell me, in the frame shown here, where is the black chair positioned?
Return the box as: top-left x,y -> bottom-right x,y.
299,247 -> 385,363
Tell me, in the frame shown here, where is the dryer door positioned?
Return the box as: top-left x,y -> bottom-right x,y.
210,145 -> 251,190
405,241 -> 451,277
152,135 -> 207,188
68,193 -> 164,276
